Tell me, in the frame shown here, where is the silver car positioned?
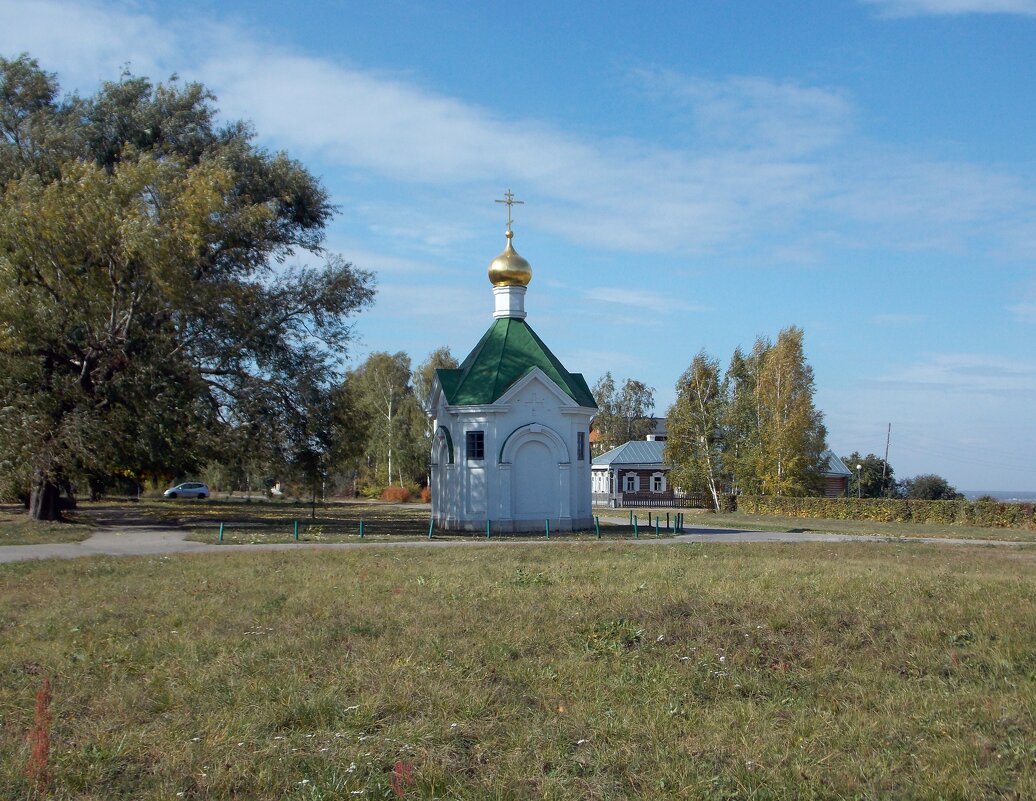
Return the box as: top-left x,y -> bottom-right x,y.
163,482 -> 209,499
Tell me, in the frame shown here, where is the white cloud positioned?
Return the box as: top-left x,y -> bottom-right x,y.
0,0 -> 173,83
863,0 -> 1036,16
871,353 -> 1036,395
635,70 -> 854,156
584,287 -> 709,315
3,0 -> 1036,264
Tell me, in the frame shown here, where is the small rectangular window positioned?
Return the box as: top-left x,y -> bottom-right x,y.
465,430 -> 485,461
577,431 -> 585,461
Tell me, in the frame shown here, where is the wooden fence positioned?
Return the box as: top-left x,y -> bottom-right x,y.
593,492 -> 709,509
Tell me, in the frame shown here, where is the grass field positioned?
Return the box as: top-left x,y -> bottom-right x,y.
600,507 -> 1036,543
2,542 -> 1035,799
4,497 -> 1034,548
0,506 -> 93,546
701,511 -> 1036,543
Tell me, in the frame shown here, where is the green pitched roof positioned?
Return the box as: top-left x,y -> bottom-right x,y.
437,317 -> 597,408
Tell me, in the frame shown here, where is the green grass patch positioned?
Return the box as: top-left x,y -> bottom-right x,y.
94,499 -> 667,543
2,543 -> 1035,798
0,505 -> 94,546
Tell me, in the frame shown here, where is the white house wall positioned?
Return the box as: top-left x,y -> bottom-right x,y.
430,370 -> 595,532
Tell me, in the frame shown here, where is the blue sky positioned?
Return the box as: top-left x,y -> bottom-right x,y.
2,0 -> 1035,491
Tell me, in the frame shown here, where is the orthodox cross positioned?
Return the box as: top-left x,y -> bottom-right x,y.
495,189 -> 524,233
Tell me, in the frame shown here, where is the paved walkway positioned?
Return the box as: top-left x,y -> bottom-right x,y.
1,520 -> 1030,565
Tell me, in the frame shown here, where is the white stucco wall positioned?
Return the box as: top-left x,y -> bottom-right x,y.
430,368 -> 596,532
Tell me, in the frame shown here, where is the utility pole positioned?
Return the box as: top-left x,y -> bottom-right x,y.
881,423 -> 891,497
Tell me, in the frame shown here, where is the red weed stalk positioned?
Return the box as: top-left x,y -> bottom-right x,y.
26,676 -> 53,797
390,760 -> 414,798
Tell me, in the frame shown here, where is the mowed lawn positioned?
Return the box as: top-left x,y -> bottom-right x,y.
2,543 -> 1035,800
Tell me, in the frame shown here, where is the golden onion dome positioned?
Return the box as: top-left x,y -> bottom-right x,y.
487,230 -> 532,287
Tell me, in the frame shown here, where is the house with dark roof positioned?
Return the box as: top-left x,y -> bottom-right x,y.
427,208 -> 597,532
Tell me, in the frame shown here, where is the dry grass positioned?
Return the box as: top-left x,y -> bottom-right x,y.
600,507 -> 1036,542
2,542 -> 1035,799
0,505 -> 93,546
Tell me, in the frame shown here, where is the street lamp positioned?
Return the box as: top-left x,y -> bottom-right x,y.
856,464 -> 863,498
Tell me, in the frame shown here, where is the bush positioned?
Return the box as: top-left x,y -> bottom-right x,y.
420,486 -> 431,503
380,485 -> 412,503
720,494 -> 737,513
736,495 -> 1035,530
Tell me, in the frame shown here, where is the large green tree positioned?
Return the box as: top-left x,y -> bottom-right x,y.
841,452 -> 895,498
0,55 -> 375,519
898,473 -> 962,501
665,352 -> 725,510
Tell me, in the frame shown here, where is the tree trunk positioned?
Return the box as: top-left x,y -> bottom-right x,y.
29,471 -> 62,522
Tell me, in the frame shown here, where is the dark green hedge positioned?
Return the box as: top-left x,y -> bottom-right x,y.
736,495 -> 1035,530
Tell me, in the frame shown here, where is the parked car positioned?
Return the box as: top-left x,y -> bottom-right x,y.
163,482 -> 209,499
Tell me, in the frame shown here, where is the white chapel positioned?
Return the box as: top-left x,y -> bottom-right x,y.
428,194 -> 598,532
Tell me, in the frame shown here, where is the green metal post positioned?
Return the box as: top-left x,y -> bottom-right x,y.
666,512 -> 670,531
634,515 -> 639,539
595,516 -> 601,539
486,520 -> 491,539
655,516 -> 660,538
218,521 -> 224,543
545,519 -> 550,539
629,510 -> 633,525
293,519 -> 299,541
359,520 -> 365,539
428,518 -> 434,539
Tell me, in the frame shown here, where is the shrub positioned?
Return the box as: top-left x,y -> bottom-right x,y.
380,485 -> 412,503
736,495 -> 1035,530
420,486 -> 431,503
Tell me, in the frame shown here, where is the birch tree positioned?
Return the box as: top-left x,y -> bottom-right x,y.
721,345 -> 763,495
591,373 -> 656,452
348,352 -> 414,487
665,352 -> 725,510
753,327 -> 827,496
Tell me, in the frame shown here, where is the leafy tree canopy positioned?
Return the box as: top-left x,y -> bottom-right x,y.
0,54 -> 375,518
343,352 -> 422,489
841,452 -> 895,498
591,372 -> 656,452
664,328 -> 828,501
665,351 -> 724,510
899,473 -> 962,501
